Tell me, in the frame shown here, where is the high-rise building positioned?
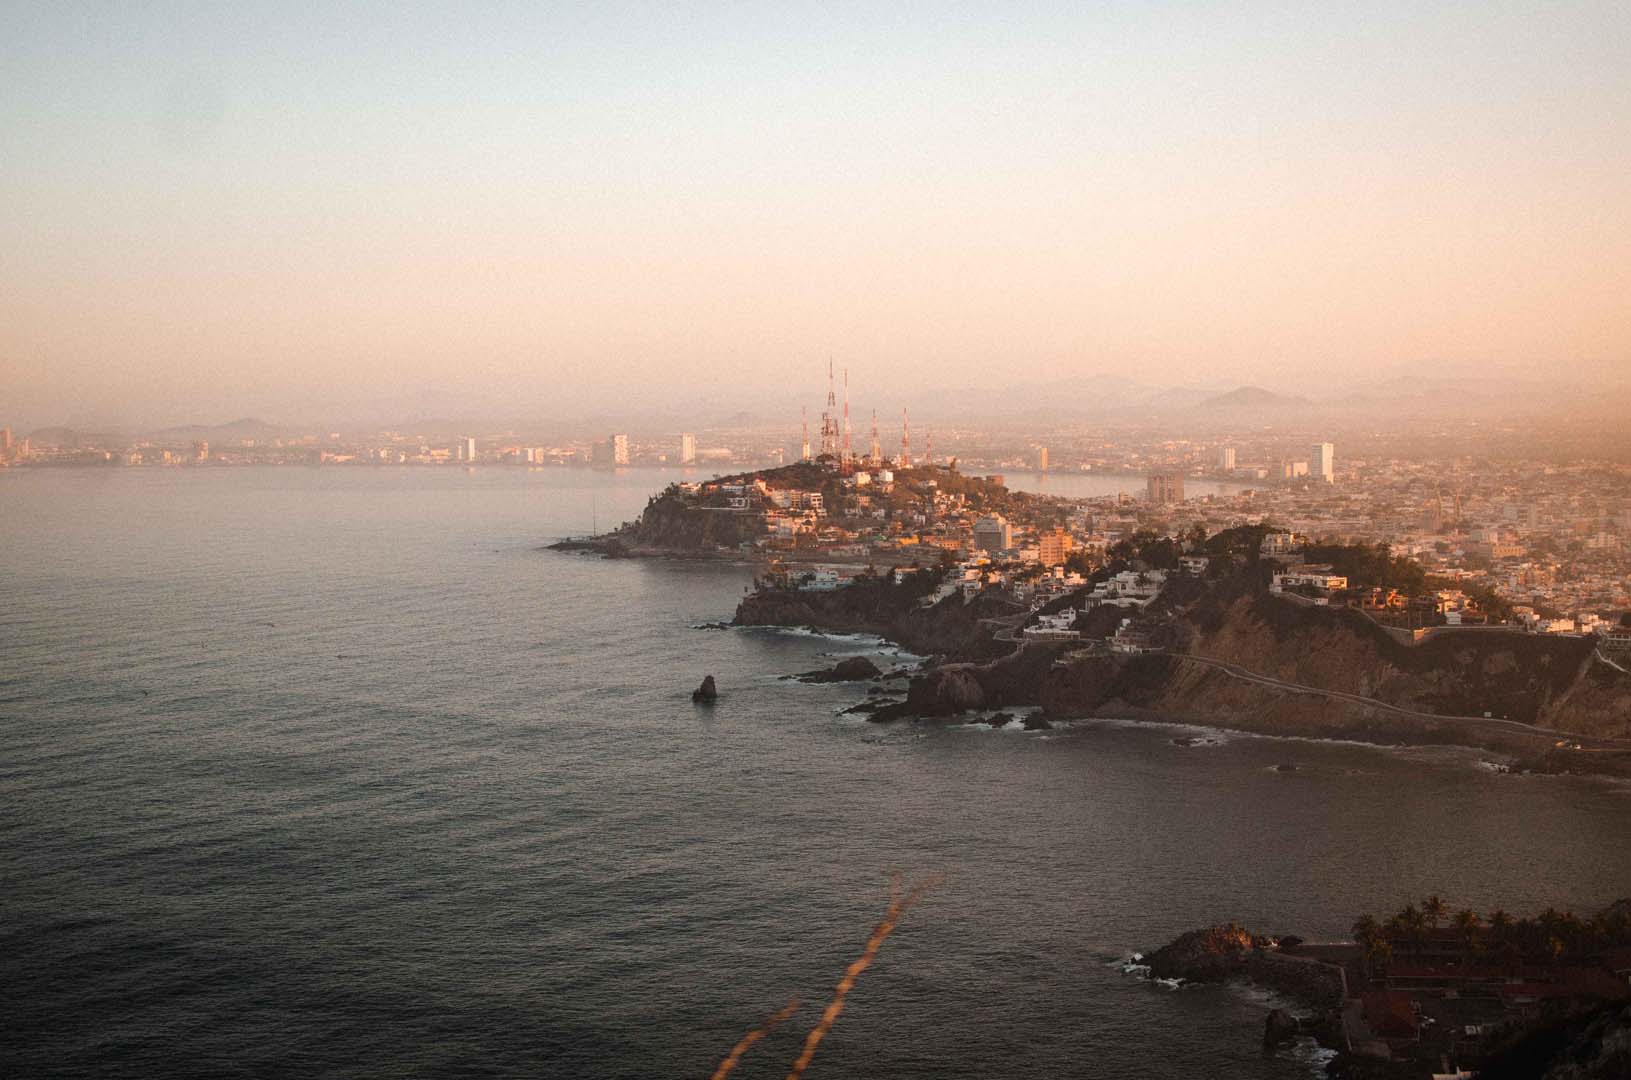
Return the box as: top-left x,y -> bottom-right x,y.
611,433 -> 630,466
192,440 -> 209,464
1,427 -> 12,454
1218,446 -> 1236,471
455,436 -> 477,463
1038,527 -> 1073,567
1311,442 -> 1335,483
680,433 -> 697,465
973,514 -> 1013,553
1037,447 -> 1049,472
1146,472 -> 1186,505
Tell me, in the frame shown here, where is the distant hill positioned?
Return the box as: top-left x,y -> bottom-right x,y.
1197,386 -> 1311,411
147,417 -> 287,442
25,426 -> 97,448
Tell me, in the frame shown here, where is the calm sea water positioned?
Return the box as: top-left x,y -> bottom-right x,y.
3,467 -> 1628,1079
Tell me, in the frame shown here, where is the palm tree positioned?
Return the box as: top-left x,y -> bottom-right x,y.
1454,909 -> 1481,968
1489,909 -> 1515,945
1397,904 -> 1427,956
1423,895 -> 1447,931
1352,913 -> 1381,949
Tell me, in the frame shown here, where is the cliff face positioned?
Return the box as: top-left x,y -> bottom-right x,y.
734,585 -> 1016,661
733,562 -> 1630,756
1184,591 -> 1626,736
616,491 -> 760,552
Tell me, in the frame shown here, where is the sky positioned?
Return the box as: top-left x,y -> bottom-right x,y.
3,2 -> 1629,429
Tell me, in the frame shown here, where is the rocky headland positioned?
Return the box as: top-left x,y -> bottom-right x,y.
731,567 -> 1631,775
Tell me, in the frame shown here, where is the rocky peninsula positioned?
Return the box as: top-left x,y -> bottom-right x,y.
552,464 -> 1631,774
730,563 -> 1631,776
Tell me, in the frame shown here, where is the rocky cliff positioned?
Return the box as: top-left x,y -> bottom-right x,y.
1180,586 -> 1627,737
734,582 -> 1017,661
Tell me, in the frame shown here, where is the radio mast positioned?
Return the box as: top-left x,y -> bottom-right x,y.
819,359 -> 840,458
842,367 -> 851,464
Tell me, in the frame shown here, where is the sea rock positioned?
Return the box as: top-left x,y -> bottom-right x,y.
905,666 -> 987,715
1263,1008 -> 1299,1048
791,657 -> 883,683
1145,923 -> 1254,982
692,675 -> 718,703
841,699 -> 898,715
1021,713 -> 1053,731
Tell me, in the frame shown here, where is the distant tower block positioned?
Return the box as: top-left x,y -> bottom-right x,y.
1311,442 -> 1335,483
869,410 -> 881,463
801,406 -> 811,461
1037,446 -> 1048,472
1218,446 -> 1236,471
680,432 -> 697,465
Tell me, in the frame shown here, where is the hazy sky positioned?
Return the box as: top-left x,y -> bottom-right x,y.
4,3 -> 1629,428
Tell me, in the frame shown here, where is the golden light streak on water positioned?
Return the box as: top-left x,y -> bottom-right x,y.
708,998 -> 800,1080
782,877 -> 940,1080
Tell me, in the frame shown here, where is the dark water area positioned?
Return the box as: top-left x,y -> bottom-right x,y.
1004,470 -> 1245,500
3,467 -> 1628,1079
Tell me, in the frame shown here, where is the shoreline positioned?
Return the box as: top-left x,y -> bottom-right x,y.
549,536 -> 1631,779
712,622 -> 1631,779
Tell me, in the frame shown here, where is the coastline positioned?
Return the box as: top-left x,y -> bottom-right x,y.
548,534 -> 1631,779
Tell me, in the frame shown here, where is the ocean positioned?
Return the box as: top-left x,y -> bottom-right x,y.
3,466 -> 1628,1079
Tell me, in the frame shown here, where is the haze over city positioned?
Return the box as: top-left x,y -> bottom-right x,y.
4,3 -> 1629,430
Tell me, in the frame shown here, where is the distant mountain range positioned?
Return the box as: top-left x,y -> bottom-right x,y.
1196,386 -> 1311,411
18,373 -> 1619,445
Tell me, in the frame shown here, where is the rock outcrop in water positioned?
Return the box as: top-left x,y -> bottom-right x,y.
735,580 -> 1014,661
692,675 -> 718,703
1145,923 -> 1255,982
791,657 -> 882,683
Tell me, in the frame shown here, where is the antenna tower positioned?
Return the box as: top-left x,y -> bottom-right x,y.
842,367 -> 851,464
900,408 -> 910,468
869,410 -> 880,463
819,359 -> 840,458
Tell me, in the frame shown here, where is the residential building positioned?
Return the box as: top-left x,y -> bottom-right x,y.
1218,446 -> 1236,471
973,514 -> 1013,553
611,433 -> 630,466
1038,527 -> 1073,567
1146,472 -> 1185,505
680,432 -> 696,465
